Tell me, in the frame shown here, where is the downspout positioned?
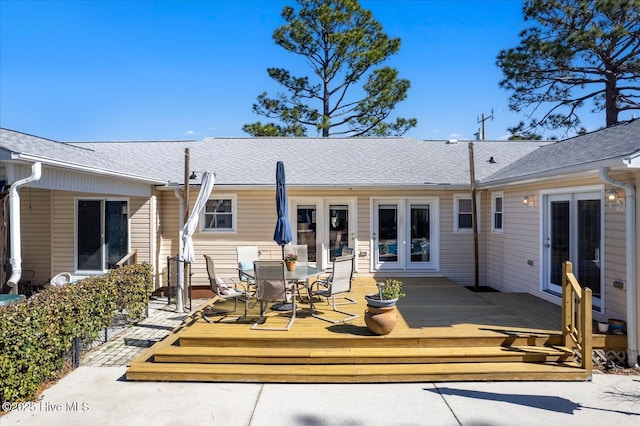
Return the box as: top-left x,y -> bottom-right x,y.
173,187 -> 185,313
6,162 -> 42,294
599,167 -> 638,367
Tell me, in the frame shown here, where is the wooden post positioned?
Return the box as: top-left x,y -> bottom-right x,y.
582,287 -> 593,378
184,148 -> 190,221
562,261 -> 571,346
468,142 -> 479,290
184,147 -> 190,300
180,148 -> 190,312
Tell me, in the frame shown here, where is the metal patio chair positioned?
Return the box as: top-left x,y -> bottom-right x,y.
251,260 -> 296,331
309,255 -> 358,324
201,255 -> 249,323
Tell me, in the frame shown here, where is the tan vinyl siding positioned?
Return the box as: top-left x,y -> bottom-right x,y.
604,202 -> 626,320
51,191 -> 75,275
486,186 -> 541,294
601,170 -> 635,321
156,187 -> 483,288
437,192 -> 487,287
19,188 -> 52,283
486,173 -> 634,321
129,196 -> 152,264
49,192 -> 153,279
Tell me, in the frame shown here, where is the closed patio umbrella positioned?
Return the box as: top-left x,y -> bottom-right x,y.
272,161 -> 293,311
273,161 -> 292,257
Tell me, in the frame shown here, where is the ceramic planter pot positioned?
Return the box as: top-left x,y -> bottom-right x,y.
285,261 -> 296,271
364,305 -> 397,335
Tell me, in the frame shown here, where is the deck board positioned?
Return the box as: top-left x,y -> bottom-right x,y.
126,277 -> 615,383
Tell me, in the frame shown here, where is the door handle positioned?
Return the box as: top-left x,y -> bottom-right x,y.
544,243 -> 550,248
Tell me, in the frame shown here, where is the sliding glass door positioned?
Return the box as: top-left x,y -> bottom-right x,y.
77,199 -> 129,272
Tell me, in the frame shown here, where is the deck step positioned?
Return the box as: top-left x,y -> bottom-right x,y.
126,361 -> 589,383
176,333 -> 564,349
152,345 -> 574,365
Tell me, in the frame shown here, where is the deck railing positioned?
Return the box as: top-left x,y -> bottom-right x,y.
115,249 -> 138,268
562,261 -> 592,377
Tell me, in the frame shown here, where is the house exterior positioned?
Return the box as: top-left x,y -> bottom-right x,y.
1,119 -> 639,365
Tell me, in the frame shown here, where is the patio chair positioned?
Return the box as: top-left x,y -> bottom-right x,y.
236,245 -> 259,293
49,272 -> 73,286
201,255 -> 249,323
286,244 -> 309,302
316,247 -> 355,297
341,246 -> 354,257
251,260 -> 296,331
309,255 -> 359,324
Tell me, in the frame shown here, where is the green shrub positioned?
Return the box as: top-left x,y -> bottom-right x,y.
0,263 -> 152,404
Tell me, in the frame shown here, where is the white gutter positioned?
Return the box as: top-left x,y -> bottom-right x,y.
599,167 -> 638,367
12,153 -> 166,185
6,162 -> 42,294
173,187 -> 185,313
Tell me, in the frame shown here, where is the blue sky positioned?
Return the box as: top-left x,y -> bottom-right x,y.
0,0 -> 620,142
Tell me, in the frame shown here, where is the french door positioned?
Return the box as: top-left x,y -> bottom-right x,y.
290,198 -> 357,269
76,199 -> 129,272
543,191 -> 602,309
372,198 -> 438,271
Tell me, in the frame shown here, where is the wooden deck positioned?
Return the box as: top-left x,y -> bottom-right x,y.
127,277 -> 624,383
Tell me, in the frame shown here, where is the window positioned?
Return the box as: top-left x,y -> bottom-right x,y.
492,192 -> 504,233
454,195 -> 474,233
201,195 -> 237,232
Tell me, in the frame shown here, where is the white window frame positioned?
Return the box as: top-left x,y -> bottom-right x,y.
200,194 -> 237,233
454,194 -> 480,233
75,197 -> 130,274
491,192 -> 504,233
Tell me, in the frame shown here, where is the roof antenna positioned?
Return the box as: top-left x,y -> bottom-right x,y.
476,109 -> 494,140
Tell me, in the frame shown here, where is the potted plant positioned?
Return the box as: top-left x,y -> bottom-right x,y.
284,253 -> 298,271
364,279 -> 405,335
365,279 -> 405,308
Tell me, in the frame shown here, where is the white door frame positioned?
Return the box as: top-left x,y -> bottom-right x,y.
541,186 -> 604,312
370,197 -> 439,271
289,197 -> 358,270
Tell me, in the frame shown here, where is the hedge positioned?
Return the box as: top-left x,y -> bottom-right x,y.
0,263 -> 152,404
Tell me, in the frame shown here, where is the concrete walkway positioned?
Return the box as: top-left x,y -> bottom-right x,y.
2,297 -> 640,425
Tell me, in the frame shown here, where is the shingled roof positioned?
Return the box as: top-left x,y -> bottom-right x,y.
9,122 -> 637,188
62,137 -> 550,187
483,119 -> 640,185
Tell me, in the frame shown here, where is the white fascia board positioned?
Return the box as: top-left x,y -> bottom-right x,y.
623,150 -> 640,168
12,153 -> 166,184
478,158 -> 625,189
166,184 -> 471,191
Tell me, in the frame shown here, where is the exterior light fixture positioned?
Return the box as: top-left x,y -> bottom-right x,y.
606,187 -> 625,211
522,195 -> 534,211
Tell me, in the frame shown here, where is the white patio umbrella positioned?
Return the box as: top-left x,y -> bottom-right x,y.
182,171 -> 215,263
177,171 -> 215,312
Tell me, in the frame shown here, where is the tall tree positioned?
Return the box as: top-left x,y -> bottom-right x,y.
243,0 -> 417,137
497,0 -> 640,135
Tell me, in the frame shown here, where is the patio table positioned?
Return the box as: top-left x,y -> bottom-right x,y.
238,265 -> 325,311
